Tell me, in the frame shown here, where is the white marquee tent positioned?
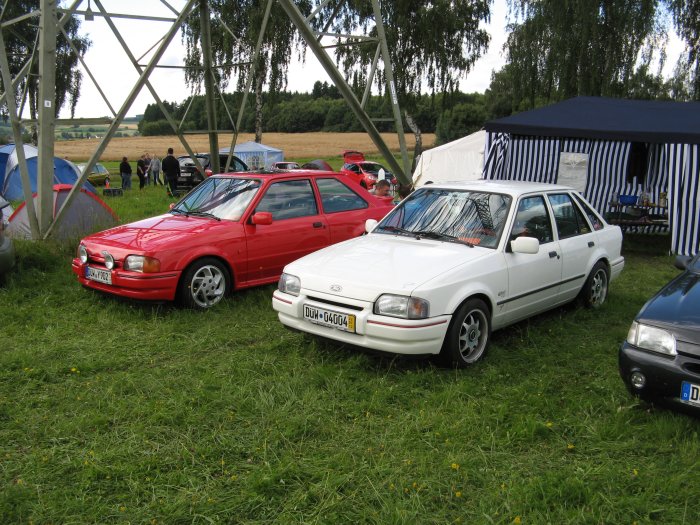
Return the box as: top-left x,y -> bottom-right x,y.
412,130 -> 486,188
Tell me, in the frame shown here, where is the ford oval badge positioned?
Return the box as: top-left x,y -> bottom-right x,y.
330,284 -> 342,292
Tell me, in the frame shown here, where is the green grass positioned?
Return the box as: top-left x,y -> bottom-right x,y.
1,188 -> 699,523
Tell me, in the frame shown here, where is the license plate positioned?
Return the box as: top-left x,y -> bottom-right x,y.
681,381 -> 700,406
85,266 -> 112,285
303,304 -> 355,333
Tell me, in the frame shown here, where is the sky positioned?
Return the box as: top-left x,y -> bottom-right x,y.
60,0 -> 682,120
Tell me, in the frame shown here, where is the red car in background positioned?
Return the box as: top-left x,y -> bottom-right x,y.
340,150 -> 395,189
73,171 -> 394,309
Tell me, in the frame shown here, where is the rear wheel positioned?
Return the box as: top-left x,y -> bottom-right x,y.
438,298 -> 491,367
580,261 -> 609,308
178,257 -> 230,309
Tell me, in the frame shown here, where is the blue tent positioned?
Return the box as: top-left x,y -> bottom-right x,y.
483,97 -> 700,256
0,144 -> 95,200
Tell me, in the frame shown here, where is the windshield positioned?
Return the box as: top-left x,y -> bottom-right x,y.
171,177 -> 261,221
359,162 -> 388,176
376,188 -> 512,249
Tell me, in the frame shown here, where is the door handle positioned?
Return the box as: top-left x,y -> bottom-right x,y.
588,241 -> 595,247
548,251 -> 559,259
312,222 -> 324,228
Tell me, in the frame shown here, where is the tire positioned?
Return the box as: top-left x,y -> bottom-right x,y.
178,257 -> 230,310
438,298 -> 491,367
579,261 -> 609,308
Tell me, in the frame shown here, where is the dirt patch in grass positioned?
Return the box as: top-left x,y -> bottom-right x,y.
55,132 -> 436,163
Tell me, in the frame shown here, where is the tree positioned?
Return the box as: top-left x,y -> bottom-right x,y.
0,1 -> 90,133
182,0 -> 312,143
330,0 -> 491,158
493,0 -> 669,112
668,0 -> 700,99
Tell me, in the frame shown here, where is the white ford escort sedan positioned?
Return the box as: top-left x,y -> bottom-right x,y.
273,180 -> 624,367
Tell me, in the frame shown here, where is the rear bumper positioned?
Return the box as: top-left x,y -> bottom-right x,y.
272,290 -> 450,355
72,258 -> 180,301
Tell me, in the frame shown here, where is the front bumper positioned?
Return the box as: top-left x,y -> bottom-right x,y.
72,258 -> 180,301
619,341 -> 700,412
272,289 -> 450,355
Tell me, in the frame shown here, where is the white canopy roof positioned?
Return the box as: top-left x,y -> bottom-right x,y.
412,130 -> 486,188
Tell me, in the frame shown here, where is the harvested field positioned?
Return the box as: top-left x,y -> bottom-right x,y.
55,132 -> 436,163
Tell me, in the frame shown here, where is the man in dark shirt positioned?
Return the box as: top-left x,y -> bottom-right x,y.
136,154 -> 147,190
162,147 -> 181,197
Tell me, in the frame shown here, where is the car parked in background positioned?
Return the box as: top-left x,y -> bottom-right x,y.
177,153 -> 248,193
619,254 -> 700,414
340,150 -> 394,189
77,162 -> 111,186
0,196 -> 15,283
274,180 -> 624,367
73,171 -> 395,310
272,161 -> 301,171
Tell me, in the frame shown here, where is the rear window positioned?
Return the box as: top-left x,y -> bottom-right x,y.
316,178 -> 369,213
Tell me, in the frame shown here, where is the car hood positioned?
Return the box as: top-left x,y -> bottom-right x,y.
287,233 -> 491,302
638,270 -> 700,351
83,214 -> 232,254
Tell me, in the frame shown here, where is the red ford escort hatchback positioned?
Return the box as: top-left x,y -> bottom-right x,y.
73,171 -> 394,309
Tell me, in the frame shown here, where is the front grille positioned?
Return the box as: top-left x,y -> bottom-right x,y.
307,295 -> 364,312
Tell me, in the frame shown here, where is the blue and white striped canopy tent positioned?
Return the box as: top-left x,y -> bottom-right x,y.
483,97 -> 700,256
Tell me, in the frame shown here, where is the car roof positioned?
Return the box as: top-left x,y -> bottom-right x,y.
424,179 -> 575,197
210,169 -> 341,180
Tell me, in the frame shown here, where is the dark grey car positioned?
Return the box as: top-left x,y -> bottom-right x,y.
619,254 -> 700,414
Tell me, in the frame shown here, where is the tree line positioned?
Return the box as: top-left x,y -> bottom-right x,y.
138,83 -> 490,146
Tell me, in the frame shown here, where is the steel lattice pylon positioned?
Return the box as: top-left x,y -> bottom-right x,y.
0,0 -> 409,240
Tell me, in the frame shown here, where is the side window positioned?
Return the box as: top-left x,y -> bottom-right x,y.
317,178 -> 369,213
548,193 -> 590,238
572,193 -> 604,231
509,196 -> 553,244
256,180 -> 318,220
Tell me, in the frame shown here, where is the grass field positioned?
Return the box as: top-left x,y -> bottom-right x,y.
54,132 -> 434,165
1,185 -> 699,523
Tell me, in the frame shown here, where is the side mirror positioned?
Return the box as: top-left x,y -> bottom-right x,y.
510,236 -> 540,254
168,203 -> 175,210
365,219 -> 378,233
251,211 -> 273,226
205,168 -> 213,177
674,255 -> 692,271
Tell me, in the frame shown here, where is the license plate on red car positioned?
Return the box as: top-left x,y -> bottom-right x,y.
85,266 -> 112,285
303,304 -> 355,333
681,381 -> 700,407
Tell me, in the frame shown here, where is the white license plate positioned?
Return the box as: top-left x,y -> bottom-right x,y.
303,304 -> 355,333
85,266 -> 112,285
681,381 -> 700,407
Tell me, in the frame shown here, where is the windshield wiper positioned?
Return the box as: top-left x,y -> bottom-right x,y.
185,210 -> 221,221
378,225 -> 415,236
412,230 -> 474,247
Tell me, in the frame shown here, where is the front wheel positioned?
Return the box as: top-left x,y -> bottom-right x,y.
580,261 -> 609,308
438,298 -> 491,367
178,257 -> 230,309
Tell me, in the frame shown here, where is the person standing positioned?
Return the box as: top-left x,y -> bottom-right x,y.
162,147 -> 180,197
150,155 -> 162,185
136,154 -> 147,190
144,153 -> 152,186
119,156 -> 132,190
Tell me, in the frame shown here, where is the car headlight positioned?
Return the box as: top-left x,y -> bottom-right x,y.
123,255 -> 161,273
278,273 -> 301,296
627,321 -> 677,356
102,251 -> 114,270
78,244 -> 88,263
374,294 -> 429,319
